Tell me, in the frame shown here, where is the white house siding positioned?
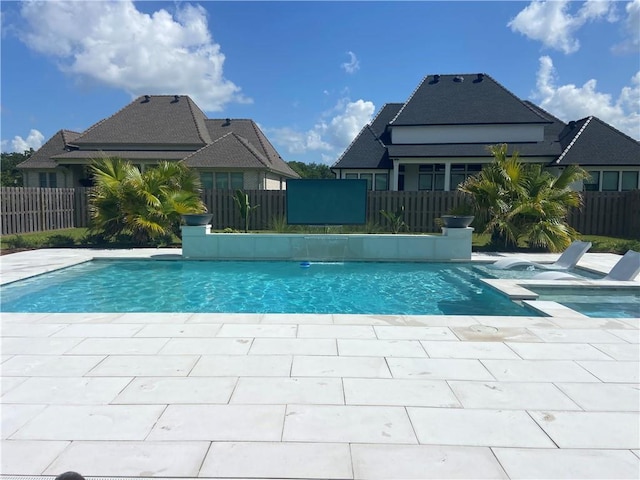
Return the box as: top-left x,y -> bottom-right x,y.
391,124 -> 545,144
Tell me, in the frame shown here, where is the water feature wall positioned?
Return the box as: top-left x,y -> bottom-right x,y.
181,227 -> 473,261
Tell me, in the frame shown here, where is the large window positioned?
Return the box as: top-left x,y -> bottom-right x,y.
418,164 -> 445,191
621,171 -> 639,191
450,164 -> 482,188
200,172 -> 244,190
343,172 -> 388,190
602,171 -> 619,191
584,171 -> 600,191
375,173 -> 388,191
39,172 -> 57,188
360,173 -> 373,190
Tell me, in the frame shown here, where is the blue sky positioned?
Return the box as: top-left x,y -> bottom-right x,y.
1,0 -> 639,165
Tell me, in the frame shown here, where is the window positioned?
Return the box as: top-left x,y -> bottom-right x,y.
450,164 -> 481,188
230,172 -> 244,190
621,171 -> 638,191
584,171 -> 599,191
602,171 -> 619,191
418,164 -> 445,191
200,173 -> 214,189
360,173 -> 373,190
374,173 -> 388,191
345,173 -> 358,179
39,172 -> 57,187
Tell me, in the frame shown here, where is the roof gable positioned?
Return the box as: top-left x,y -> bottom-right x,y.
72,95 -> 211,147
392,74 -> 549,126
17,129 -> 80,169
332,125 -> 390,169
555,116 -> 640,166
183,132 -> 271,169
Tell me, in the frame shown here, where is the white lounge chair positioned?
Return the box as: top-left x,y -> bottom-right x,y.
490,240 -> 592,270
533,250 -> 640,281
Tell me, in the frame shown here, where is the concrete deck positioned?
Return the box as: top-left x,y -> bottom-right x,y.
1,249 -> 639,479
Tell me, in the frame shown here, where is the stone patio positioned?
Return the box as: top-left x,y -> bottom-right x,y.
1,249 -> 638,479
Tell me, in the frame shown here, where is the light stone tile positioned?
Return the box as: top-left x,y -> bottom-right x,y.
481,359 -> 600,382
506,342 -> 613,360
43,441 -> 210,477
549,317 -> 637,329
577,360 -> 640,383
282,405 -> 416,444
374,326 -> 457,341
250,338 -> 337,355
1,313 -> 50,324
68,338 -> 169,355
148,404 -> 285,441
0,377 -> 28,396
452,326 -> 542,343
528,327 -> 626,343
133,323 -> 222,337
52,324 -> 143,337
291,355 -> 391,378
387,358 -> 494,381
633,449 -> 640,459
593,342 -> 640,361
338,339 -> 427,357
200,442 -> 352,479
112,377 -> 237,404
344,378 -> 460,407
608,329 -> 640,343
188,313 -> 263,324
38,312 -> 123,324
159,338 -> 252,354
1,337 -> 82,355
421,341 -> 520,359
12,405 -> 166,440
190,354 -> 292,377
1,355 -> 106,377
449,381 -> 581,410
1,404 -> 46,439
1,440 -> 70,475
230,377 -> 344,405
297,324 -> 376,339
529,410 -> 640,448
261,313 -> 333,324
112,312 -> 192,324
217,324 -> 297,338
474,316 -> 559,328
351,444 -> 508,479
1,324 -> 67,337
493,447 -> 640,480
1,377 -> 132,405
334,314 -> 479,327
1,355 -> 12,363
408,407 -> 555,447
555,383 -> 640,411
86,355 -> 198,377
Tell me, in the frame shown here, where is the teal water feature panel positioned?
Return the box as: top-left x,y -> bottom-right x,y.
286,179 -> 368,225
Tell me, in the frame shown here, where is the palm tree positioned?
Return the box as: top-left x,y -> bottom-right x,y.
88,157 -> 206,245
458,144 -> 588,252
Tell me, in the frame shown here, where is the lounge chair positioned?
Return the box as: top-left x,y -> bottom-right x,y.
490,241 -> 592,270
532,250 -> 640,281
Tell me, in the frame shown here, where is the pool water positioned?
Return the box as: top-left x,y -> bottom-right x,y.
0,260 -> 537,316
533,287 -> 640,318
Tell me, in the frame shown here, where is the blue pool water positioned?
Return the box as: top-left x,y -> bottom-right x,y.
532,287 -> 640,318
0,260 -> 537,316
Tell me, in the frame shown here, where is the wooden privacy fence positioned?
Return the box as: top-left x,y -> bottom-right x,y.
1,187 -> 639,238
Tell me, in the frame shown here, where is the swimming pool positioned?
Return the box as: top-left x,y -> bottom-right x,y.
532,287 -> 640,318
0,260 -> 538,316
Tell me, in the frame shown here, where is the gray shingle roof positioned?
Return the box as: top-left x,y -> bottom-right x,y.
71,95 -> 211,147
332,125 -> 391,169
554,116 -> 640,166
183,132 -> 272,169
52,150 -> 193,161
17,130 -> 81,168
392,74 -> 549,126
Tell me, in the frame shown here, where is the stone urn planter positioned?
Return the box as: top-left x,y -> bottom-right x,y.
182,213 -> 213,226
441,215 -> 474,228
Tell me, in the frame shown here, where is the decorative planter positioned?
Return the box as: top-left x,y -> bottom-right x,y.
441,215 -> 474,228
182,213 -> 213,226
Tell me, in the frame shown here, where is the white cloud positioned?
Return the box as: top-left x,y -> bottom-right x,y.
508,0 -> 617,54
612,0 -> 640,53
268,98 -> 375,164
18,0 -> 250,111
533,56 -> 640,139
5,129 -> 45,152
341,51 -> 360,74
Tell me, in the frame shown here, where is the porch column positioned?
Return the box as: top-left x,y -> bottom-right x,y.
392,159 -> 400,191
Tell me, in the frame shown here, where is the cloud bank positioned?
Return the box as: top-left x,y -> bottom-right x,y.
18,0 -> 250,111
2,129 -> 45,153
533,56 -> 640,139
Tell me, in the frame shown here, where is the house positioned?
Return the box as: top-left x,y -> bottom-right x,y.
17,95 -> 299,189
332,73 -> 640,192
